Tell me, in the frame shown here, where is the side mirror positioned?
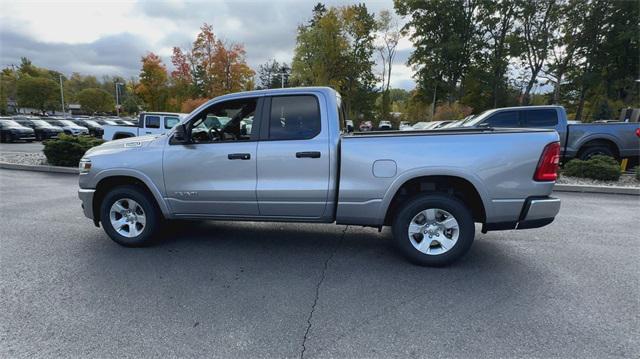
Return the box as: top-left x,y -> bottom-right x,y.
171,124 -> 189,144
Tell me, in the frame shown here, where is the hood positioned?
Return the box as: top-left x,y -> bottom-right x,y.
84,135 -> 159,156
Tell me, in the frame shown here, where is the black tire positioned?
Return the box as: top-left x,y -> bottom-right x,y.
35,133 -> 41,141
0,132 -> 5,143
578,145 -> 616,161
100,185 -> 161,247
392,194 -> 475,267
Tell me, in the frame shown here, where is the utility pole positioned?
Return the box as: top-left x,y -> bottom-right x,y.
431,83 -> 437,119
59,74 -> 65,117
115,82 -> 123,116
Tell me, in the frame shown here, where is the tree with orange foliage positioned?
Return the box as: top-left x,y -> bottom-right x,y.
180,97 -> 209,113
179,23 -> 255,100
135,53 -> 168,111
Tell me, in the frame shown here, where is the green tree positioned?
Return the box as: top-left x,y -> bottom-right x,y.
395,0 -> 480,106
516,0 -> 559,105
77,88 -> 115,113
16,76 -> 59,113
257,59 -> 290,89
291,3 -> 377,119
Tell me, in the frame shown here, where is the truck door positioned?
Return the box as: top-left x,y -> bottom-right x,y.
163,97 -> 262,216
256,94 -> 330,218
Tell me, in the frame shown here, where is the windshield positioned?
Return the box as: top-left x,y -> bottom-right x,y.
461,110 -> 492,127
32,120 -> 54,127
84,120 -> 100,126
103,120 -> 118,125
0,119 -> 23,128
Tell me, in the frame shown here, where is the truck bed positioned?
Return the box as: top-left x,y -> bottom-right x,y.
336,127 -> 558,226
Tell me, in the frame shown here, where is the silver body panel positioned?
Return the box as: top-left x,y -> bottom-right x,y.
79,87 -> 560,229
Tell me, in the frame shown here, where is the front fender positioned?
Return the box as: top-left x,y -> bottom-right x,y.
91,168 -> 171,218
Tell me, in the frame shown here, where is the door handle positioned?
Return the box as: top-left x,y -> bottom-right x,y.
296,151 -> 321,158
228,153 -> 251,160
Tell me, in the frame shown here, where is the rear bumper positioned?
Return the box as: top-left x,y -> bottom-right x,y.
483,196 -> 561,232
78,188 -> 96,220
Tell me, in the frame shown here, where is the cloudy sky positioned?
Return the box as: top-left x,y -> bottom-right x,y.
0,0 -> 416,89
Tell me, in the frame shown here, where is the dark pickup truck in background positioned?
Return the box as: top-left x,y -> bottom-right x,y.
460,105 -> 640,163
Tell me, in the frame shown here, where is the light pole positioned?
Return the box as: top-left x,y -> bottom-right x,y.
115,82 -> 124,116
59,74 -> 65,117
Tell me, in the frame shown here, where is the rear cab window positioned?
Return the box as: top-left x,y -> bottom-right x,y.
484,111 -> 520,127
268,95 -> 320,140
523,109 -> 558,127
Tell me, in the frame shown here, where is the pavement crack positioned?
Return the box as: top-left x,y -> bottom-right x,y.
299,225 -> 347,359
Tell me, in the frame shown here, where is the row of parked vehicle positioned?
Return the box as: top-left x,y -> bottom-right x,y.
0,115 -> 138,143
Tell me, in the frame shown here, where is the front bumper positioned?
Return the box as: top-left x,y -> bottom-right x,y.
78,188 -> 96,220
483,196 -> 561,232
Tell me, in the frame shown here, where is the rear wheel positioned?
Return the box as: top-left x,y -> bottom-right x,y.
100,185 -> 161,247
392,194 -> 475,267
578,145 -> 616,161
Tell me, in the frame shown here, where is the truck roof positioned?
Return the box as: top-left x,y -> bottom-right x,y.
486,105 -> 564,112
210,86 -> 338,102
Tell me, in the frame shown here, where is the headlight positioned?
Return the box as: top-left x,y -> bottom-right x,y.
79,158 -> 92,173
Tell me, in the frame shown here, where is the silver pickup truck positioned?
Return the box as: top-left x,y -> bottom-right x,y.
460,105 -> 640,162
78,87 -> 561,266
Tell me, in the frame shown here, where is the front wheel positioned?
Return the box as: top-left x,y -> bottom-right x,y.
100,185 -> 161,247
392,194 -> 475,267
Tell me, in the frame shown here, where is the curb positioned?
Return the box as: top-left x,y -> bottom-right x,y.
0,161 -> 78,174
554,184 -> 640,196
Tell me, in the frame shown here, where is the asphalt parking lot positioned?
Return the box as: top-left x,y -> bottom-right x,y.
1,169 -> 638,358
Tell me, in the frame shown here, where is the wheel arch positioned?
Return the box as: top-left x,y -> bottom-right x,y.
576,135 -> 621,159
92,171 -> 170,224
380,169 -> 489,226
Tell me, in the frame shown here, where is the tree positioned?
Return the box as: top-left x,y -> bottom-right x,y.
478,0 -> 519,107
257,59 -> 290,89
395,0 -> 480,112
210,40 -> 255,96
516,0 -> 559,105
291,4 -> 377,118
135,52 -> 168,111
0,68 -> 18,114
181,97 -> 208,113
77,88 -> 115,113
376,9 -> 401,119
16,76 -> 59,113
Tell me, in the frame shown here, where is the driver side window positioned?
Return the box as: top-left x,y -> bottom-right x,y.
189,98 -> 258,143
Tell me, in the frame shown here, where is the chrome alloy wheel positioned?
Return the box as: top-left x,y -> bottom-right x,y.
407,208 -> 460,255
109,198 -> 146,238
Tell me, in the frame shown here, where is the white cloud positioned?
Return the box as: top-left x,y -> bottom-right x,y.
0,0 -> 416,90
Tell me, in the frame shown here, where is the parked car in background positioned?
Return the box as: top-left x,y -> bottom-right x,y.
78,87 -> 561,267
461,105 -> 640,162
12,116 -> 63,140
359,120 -> 373,132
378,120 -> 392,130
46,118 -> 90,136
0,118 -> 36,142
71,118 -> 104,137
102,112 -> 184,140
399,121 -> 412,131
408,121 -> 453,131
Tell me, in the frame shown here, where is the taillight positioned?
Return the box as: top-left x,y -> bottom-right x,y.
635,128 -> 640,138
534,142 -> 560,181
